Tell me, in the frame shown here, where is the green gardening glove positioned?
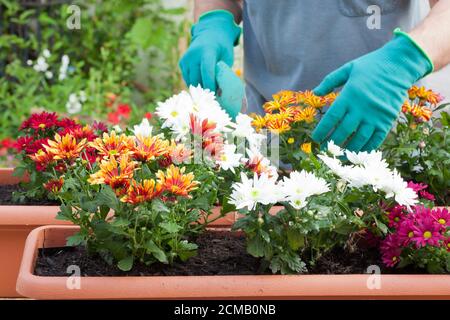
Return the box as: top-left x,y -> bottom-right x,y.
312,29 -> 434,152
179,10 -> 241,92
216,61 -> 244,120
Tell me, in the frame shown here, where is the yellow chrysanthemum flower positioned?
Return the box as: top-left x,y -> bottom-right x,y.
44,133 -> 87,161
287,137 -> 295,144
301,142 -> 312,154
88,155 -> 137,195
133,135 -> 170,162
121,179 -> 161,204
89,131 -> 134,159
294,106 -> 317,123
156,165 -> 199,197
251,114 -> 267,132
265,115 -> 291,134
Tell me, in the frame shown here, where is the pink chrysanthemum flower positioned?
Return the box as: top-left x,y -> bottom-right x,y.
380,234 -> 401,267
397,219 -> 416,246
411,216 -> 443,247
431,208 -> 450,228
387,205 -> 406,228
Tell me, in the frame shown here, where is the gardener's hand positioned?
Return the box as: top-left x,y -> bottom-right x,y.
312,29 -> 433,152
179,10 -> 241,92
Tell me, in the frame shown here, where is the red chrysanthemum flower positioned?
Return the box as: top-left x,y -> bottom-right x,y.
107,112 -> 121,124
14,136 -> 34,152
20,112 -> 58,131
117,104 -> 131,119
57,118 -> 81,130
92,121 -> 108,134
43,177 -> 64,193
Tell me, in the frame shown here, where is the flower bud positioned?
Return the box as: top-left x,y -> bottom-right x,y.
418,141 -> 426,149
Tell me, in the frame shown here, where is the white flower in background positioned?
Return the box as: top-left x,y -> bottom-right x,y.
281,170 -> 330,209
33,56 -> 49,72
26,60 -> 33,66
59,55 -> 70,80
42,49 -> 51,58
327,140 -> 344,157
45,71 -> 53,79
79,91 -> 87,102
133,118 -> 153,138
66,93 -> 82,114
230,172 -> 281,211
112,125 -> 122,133
216,144 -> 243,173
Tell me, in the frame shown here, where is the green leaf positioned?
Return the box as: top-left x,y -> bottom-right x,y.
117,256 -> 134,272
159,221 -> 182,234
151,198 -> 170,213
374,217 -> 388,234
145,240 -> 168,263
97,186 -> 119,211
66,233 -> 85,247
110,217 -> 130,228
286,229 -> 305,251
247,236 -> 265,257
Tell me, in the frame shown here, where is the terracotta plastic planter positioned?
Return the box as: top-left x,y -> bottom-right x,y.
17,225 -> 450,300
0,168 -> 64,298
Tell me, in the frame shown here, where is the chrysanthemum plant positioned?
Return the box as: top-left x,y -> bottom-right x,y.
381,86 -> 449,205
13,112 -> 107,202
16,86 -> 273,271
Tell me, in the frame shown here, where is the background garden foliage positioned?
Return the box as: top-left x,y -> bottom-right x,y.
0,0 -> 186,143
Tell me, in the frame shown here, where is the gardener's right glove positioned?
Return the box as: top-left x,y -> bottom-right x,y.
179,10 -> 241,92
312,29 -> 434,152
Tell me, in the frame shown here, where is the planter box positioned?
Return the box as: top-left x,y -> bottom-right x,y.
17,225 -> 450,300
0,168 -> 64,298
0,167 -> 267,297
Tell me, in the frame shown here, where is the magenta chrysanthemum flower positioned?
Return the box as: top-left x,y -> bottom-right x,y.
419,190 -> 435,201
397,219 -> 416,246
431,208 -> 450,228
380,234 -> 401,267
411,216 -> 443,247
387,205 -> 406,228
407,181 -> 428,193
444,238 -> 450,252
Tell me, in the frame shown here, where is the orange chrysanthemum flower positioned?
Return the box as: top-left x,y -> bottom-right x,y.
29,149 -> 54,169
245,154 -> 276,178
168,140 -> 192,164
402,101 -> 412,113
265,114 -> 291,134
411,105 -> 432,122
121,179 -> 161,204
251,114 -> 267,132
324,92 -> 338,105
89,131 -> 134,159
133,135 -> 169,162
294,106 -> 317,123
44,133 -> 87,161
301,142 -> 312,154
156,165 -> 198,197
43,177 -> 64,193
304,93 -> 326,109
88,155 -> 137,195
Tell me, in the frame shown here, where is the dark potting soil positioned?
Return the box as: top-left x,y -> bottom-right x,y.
0,184 -> 58,205
34,231 -> 426,277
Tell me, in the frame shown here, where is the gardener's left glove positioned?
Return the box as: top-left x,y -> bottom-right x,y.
312,29 -> 434,152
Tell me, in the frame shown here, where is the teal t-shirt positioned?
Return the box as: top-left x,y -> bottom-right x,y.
243,0 -> 425,114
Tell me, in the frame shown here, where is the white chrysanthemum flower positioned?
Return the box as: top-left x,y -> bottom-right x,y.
188,85 -> 232,131
280,170 -> 330,209
379,169 -> 418,208
230,173 -> 281,211
42,49 -> 51,58
318,154 -> 347,177
216,144 -> 243,173
34,56 -> 49,72
230,113 -> 266,151
345,150 -> 385,167
133,118 -> 153,138
156,91 -> 193,131
327,140 -> 344,157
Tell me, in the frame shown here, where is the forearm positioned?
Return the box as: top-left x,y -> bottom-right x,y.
194,0 -> 243,23
410,0 -> 450,70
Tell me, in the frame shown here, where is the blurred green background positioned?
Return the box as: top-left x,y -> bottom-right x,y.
0,0 -> 191,165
